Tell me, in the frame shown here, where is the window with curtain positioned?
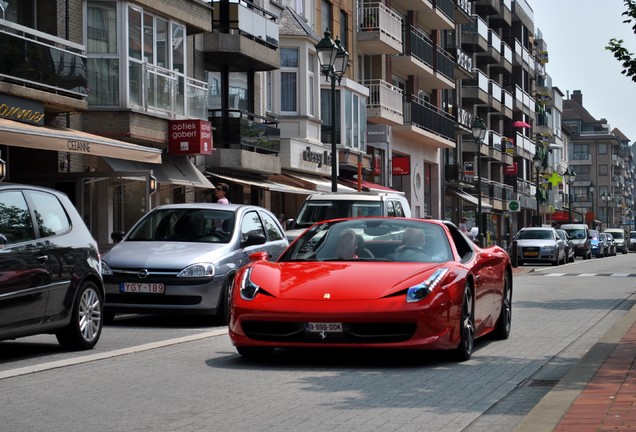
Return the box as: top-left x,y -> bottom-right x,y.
281,48 -> 299,113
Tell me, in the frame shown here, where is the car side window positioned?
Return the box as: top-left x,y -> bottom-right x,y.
241,210 -> 266,243
0,190 -> 36,244
386,200 -> 396,217
259,211 -> 284,241
28,190 -> 70,238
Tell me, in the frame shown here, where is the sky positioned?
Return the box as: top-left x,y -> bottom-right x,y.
531,0 -> 636,141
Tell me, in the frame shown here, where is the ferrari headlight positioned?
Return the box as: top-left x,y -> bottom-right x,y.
406,268 -> 449,303
101,261 -> 113,276
177,263 -> 215,278
240,267 -> 259,301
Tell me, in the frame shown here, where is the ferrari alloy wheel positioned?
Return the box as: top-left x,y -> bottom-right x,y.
454,285 -> 474,361
56,281 -> 103,350
492,273 -> 512,340
237,346 -> 275,359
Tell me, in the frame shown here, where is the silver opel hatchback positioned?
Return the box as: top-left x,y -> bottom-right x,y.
101,203 -> 288,324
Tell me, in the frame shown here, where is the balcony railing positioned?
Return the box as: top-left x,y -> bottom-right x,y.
488,30 -> 502,54
131,63 -> 208,119
358,3 -> 403,45
490,80 -> 502,102
456,48 -> 473,73
209,109 -> 280,154
462,15 -> 489,40
436,0 -> 454,20
501,41 -> 513,64
436,47 -> 455,80
570,152 -> 592,161
210,0 -> 279,48
364,79 -> 403,117
502,89 -> 513,110
0,19 -> 87,97
403,25 -> 433,67
403,94 -> 455,140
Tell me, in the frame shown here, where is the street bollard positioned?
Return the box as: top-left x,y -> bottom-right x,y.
511,240 -> 518,267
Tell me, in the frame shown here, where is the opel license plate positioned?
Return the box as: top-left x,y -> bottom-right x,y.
120,282 -> 165,294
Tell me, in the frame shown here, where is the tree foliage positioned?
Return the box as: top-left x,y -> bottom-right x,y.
607,0 -> 636,81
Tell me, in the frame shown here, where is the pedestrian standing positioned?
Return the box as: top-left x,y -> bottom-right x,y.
215,183 -> 230,204
459,217 -> 468,234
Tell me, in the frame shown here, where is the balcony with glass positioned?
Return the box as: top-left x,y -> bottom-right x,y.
489,80 -> 502,112
491,0 -> 512,25
392,0 -> 454,30
499,41 -> 513,73
501,89 -> 513,119
483,30 -> 502,64
0,20 -> 87,107
205,0 -> 280,71
363,79 -> 404,126
462,69 -> 489,104
453,0 -> 473,24
208,108 -> 281,172
461,15 -> 488,52
512,0 -> 534,30
455,48 -> 473,79
357,3 -> 403,55
393,94 -> 456,148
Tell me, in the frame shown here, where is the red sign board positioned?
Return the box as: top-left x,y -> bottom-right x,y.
392,157 -> 410,175
168,120 -> 213,155
504,162 -> 518,176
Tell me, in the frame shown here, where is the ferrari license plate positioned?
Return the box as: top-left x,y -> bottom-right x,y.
305,322 -> 343,333
524,251 -> 539,257
120,282 -> 165,294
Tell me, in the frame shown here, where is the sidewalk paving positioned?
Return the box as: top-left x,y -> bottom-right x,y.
512,267 -> 636,432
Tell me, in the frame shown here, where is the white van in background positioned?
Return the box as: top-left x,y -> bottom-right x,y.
285,192 -> 411,241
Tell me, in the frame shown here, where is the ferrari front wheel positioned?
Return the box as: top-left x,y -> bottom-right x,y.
453,285 -> 474,361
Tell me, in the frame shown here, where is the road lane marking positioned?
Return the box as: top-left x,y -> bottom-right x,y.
0,328 -> 228,380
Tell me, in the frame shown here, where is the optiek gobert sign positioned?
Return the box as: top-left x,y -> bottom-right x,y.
168,120 -> 213,155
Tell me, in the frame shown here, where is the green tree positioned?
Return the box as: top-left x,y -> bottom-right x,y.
607,0 -> 636,81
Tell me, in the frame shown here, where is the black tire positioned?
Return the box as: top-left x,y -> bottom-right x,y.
56,281 -> 103,350
492,273 -> 512,340
237,346 -> 275,359
453,285 -> 474,361
214,276 -> 234,326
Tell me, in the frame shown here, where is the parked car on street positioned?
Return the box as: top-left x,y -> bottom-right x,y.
630,231 -> 636,251
284,192 -> 411,241
230,218 -> 512,361
604,229 -> 628,254
560,223 -> 592,260
603,233 -> 617,256
556,229 -> 575,263
590,230 -> 604,258
101,203 -> 288,324
514,227 -> 566,266
0,184 -> 104,349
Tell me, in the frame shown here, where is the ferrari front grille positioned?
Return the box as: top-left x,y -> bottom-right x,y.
241,321 -> 416,343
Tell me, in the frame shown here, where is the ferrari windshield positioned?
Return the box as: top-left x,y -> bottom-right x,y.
279,218 -> 452,263
126,208 -> 235,243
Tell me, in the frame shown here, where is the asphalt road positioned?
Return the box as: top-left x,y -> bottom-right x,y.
1,254 -> 636,432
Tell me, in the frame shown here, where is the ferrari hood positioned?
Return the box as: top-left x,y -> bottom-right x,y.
249,261 -> 446,301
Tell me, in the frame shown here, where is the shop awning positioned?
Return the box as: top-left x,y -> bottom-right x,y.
0,118 -> 163,163
280,173 -> 357,192
340,178 -> 404,194
449,189 -> 493,210
208,172 -> 314,195
105,155 -> 214,188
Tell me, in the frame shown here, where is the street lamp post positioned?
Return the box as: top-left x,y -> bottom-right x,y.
564,168 -> 576,223
315,30 -> 349,192
602,191 -> 613,229
589,182 -> 595,229
471,117 -> 487,246
532,152 -> 543,227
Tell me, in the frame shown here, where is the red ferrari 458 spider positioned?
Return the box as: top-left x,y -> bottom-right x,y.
229,217 -> 512,361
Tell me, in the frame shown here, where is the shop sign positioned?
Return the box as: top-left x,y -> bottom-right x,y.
0,95 -> 45,125
463,161 -> 474,177
367,124 -> 390,143
504,162 -> 518,176
168,120 -> 213,155
302,146 -> 332,167
392,156 -> 410,175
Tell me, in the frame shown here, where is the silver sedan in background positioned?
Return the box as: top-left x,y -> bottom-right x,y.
515,226 -> 566,266
101,204 -> 289,324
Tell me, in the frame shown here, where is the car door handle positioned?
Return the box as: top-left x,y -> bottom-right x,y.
37,255 -> 49,264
